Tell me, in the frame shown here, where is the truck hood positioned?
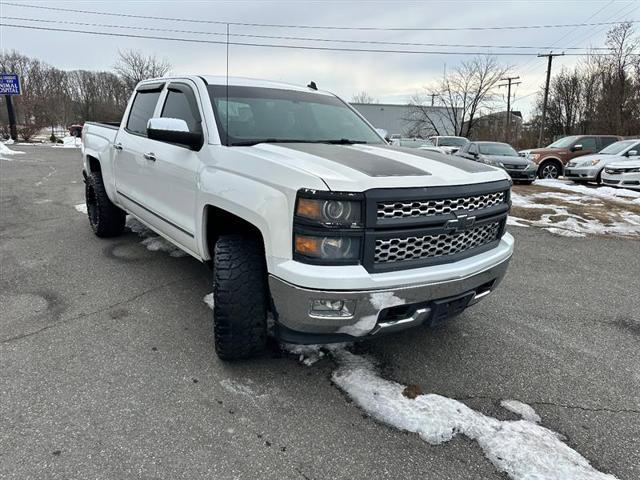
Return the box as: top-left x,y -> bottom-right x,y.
247,143 -> 507,191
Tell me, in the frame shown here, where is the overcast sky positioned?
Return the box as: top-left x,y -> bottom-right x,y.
1,0 -> 638,119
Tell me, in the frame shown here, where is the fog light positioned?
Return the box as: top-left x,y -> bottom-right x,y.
310,299 -> 356,318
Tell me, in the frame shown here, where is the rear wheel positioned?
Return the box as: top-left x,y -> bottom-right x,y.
538,160 -> 562,179
85,171 -> 126,237
213,234 -> 268,360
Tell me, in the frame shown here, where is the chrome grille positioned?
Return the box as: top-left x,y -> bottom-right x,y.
374,221 -> 500,264
377,191 -> 505,220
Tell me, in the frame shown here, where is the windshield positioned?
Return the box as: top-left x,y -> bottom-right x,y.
599,139 -> 636,155
436,137 -> 468,147
207,85 -> 384,146
478,143 -> 518,156
547,136 -> 579,148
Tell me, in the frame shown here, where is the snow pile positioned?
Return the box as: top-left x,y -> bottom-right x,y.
332,349 -> 617,480
537,179 -> 640,201
0,143 -> 25,160
510,190 -> 640,238
125,217 -> 187,257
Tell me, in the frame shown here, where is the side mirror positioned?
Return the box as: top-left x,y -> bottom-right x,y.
571,144 -> 583,152
147,117 -> 204,150
626,150 -> 638,157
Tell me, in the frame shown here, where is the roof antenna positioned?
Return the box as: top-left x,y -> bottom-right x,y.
307,81 -> 317,90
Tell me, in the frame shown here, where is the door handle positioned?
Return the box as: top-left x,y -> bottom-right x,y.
113,143 -> 123,151
143,152 -> 156,162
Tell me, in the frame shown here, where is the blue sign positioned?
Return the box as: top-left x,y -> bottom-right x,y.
0,74 -> 21,95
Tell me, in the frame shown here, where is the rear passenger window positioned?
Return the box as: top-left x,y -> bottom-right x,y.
126,89 -> 162,136
161,86 -> 202,133
580,137 -> 597,151
600,137 -> 617,148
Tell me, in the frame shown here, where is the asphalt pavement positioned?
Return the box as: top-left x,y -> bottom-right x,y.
1,146 -> 638,479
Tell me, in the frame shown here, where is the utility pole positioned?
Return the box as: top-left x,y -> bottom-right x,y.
537,52 -> 564,147
497,76 -> 521,143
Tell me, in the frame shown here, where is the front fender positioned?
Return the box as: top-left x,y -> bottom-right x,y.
196,169 -> 313,270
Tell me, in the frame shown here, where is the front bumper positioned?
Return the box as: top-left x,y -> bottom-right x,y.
504,168 -> 537,180
269,248 -> 511,343
602,172 -> 640,190
564,165 -> 601,181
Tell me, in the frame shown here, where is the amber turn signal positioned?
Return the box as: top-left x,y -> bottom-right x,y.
294,234 -> 321,256
296,198 -> 323,221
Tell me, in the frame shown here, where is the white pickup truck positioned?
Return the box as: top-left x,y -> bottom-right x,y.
82,76 -> 514,360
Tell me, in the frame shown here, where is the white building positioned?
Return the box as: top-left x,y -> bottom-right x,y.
351,103 -> 457,138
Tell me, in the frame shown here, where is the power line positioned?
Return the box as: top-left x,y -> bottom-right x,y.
2,23 -> 631,57
3,2 -> 638,31
4,23 -> 624,56
0,16 -> 615,51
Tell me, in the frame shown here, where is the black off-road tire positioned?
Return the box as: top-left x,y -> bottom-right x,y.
213,234 -> 268,360
85,171 -> 126,237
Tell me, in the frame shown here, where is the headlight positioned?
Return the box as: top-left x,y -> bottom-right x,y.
296,192 -> 363,227
531,154 -> 540,161
294,234 -> 361,261
589,159 -> 601,166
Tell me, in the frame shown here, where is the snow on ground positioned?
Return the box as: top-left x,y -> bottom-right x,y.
537,179 -> 640,200
331,349 -> 617,480
203,293 -> 214,310
0,143 -> 26,160
73,204 -> 186,257
125,217 -> 187,257
52,136 -> 82,148
500,399 -> 541,423
510,188 -> 640,238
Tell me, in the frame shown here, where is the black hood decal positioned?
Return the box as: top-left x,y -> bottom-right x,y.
381,145 -> 497,173
274,143 -> 431,177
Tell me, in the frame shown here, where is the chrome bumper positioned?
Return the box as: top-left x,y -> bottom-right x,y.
269,255 -> 511,341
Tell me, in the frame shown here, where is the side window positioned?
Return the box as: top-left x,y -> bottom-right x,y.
161,85 -> 202,133
579,137 -> 597,151
468,143 -> 478,155
126,89 -> 162,136
600,137 -> 617,149
631,143 -> 640,155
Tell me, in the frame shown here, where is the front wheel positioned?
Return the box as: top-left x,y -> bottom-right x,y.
538,161 -> 562,179
213,234 -> 268,360
85,171 -> 126,237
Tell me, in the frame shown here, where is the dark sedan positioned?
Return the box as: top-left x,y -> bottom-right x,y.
457,141 -> 538,183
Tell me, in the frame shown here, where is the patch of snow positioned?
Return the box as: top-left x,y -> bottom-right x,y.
338,291 -> 406,337
219,379 -> 262,398
0,143 -> 25,159
74,203 -> 87,214
507,216 -> 530,227
203,293 -> 214,310
537,178 -> 640,201
281,342 -> 349,366
125,217 -> 187,257
500,399 -> 541,423
331,349 -> 617,480
543,227 -> 586,238
3,138 -> 15,144
52,136 -> 82,148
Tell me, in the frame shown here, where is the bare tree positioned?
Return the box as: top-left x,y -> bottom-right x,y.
408,56 -> 510,138
114,49 -> 172,90
351,91 -> 377,103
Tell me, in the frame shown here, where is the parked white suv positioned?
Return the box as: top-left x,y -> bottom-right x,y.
82,76 -> 514,360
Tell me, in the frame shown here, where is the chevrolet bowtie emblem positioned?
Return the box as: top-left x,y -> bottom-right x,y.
444,213 -> 476,233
